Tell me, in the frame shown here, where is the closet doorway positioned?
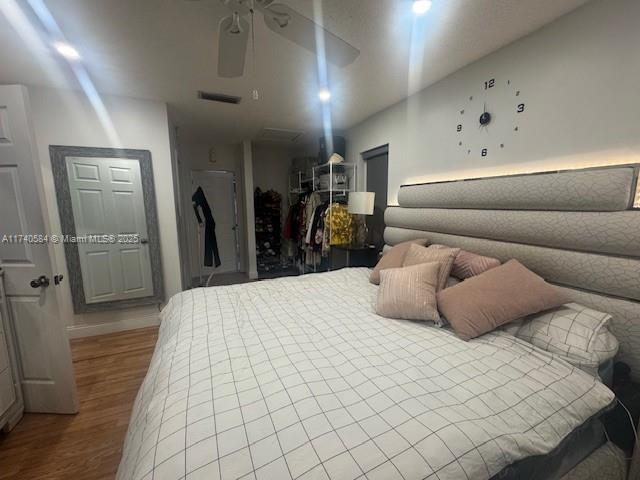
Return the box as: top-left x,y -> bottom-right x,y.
190,170 -> 240,282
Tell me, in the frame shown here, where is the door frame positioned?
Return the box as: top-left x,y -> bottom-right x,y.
361,143 -> 389,185
190,169 -> 241,277
49,145 -> 164,313
361,144 -> 389,249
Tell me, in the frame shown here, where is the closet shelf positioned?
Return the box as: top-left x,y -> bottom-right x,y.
314,162 -> 356,168
314,189 -> 348,196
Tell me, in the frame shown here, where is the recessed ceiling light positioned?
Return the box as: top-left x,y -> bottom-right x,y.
53,41 -> 80,60
412,0 -> 432,15
318,89 -> 331,102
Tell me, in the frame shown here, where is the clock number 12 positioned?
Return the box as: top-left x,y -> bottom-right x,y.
484,78 -> 495,90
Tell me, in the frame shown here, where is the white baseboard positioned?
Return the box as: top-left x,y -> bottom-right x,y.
66,312 -> 160,338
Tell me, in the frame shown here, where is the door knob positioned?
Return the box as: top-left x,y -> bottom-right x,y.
30,275 -> 50,289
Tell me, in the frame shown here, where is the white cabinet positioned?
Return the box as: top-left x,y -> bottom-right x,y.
0,268 -> 24,432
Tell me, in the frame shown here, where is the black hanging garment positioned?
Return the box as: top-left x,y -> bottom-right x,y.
192,186 -> 221,268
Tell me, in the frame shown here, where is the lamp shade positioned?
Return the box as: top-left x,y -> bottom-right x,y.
348,192 -> 375,215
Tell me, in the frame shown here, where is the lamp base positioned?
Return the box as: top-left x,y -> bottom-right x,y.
352,215 -> 368,248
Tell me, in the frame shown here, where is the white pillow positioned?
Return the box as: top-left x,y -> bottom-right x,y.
506,303 -> 618,374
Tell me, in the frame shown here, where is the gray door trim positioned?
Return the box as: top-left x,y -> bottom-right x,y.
49,145 -> 164,313
361,144 -> 389,161
227,172 -> 241,272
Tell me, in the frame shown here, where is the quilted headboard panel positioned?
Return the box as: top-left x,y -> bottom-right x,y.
398,165 -> 638,210
384,165 -> 640,378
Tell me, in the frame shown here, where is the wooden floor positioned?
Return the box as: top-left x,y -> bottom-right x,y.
0,326 -> 158,480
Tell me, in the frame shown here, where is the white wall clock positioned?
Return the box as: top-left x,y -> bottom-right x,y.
456,78 -> 526,158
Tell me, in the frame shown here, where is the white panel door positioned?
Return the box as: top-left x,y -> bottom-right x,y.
0,85 -> 78,413
191,171 -> 239,276
65,157 -> 153,303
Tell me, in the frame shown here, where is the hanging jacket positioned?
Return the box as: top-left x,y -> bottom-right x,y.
192,186 -> 221,268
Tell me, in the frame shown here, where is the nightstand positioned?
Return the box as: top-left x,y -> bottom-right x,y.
331,245 -> 379,268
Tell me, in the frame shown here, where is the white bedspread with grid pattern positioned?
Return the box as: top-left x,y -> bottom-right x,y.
117,268 -> 614,480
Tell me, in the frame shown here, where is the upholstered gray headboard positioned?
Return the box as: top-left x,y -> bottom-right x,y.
384,165 -> 640,379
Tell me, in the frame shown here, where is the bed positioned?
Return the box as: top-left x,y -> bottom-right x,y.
118,165 -> 639,480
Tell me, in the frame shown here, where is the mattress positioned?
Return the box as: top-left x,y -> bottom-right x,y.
496,413 -> 606,479
117,268 -> 615,480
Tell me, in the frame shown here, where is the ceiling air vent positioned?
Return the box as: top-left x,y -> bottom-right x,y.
258,127 -> 304,142
197,91 -> 241,104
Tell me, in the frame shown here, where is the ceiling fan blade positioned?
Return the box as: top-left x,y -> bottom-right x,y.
261,3 -> 359,67
218,13 -> 249,78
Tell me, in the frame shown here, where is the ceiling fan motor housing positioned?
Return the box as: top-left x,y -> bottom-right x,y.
221,0 -> 274,15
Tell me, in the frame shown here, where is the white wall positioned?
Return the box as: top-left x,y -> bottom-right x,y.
252,143 -> 299,229
252,144 -> 292,200
347,0 -> 640,205
168,116 -> 189,290
28,86 -> 181,337
242,140 -> 257,279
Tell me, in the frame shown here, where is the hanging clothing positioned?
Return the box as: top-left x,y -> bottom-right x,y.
310,202 -> 328,252
283,206 -> 294,240
302,192 -> 321,241
322,203 -> 353,255
303,192 -> 323,266
296,201 -> 305,242
305,207 -> 317,245
192,186 -> 221,268
284,200 -> 303,242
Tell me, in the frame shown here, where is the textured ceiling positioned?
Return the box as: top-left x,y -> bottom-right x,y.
0,0 -> 590,143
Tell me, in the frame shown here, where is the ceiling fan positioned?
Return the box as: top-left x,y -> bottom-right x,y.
212,0 -> 360,78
